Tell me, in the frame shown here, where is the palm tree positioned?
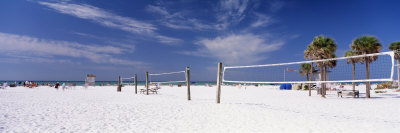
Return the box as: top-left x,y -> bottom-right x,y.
350,36 -> 382,98
388,41 -> 400,89
344,50 -> 362,92
299,63 -> 313,96
305,35 -> 337,98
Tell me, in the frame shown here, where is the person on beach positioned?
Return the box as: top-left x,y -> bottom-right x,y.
62,83 -> 66,90
84,83 -> 88,89
55,82 -> 59,89
1,82 -> 7,89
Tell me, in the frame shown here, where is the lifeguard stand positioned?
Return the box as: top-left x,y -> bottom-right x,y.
85,74 -> 96,86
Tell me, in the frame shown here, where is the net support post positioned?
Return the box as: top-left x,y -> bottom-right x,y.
117,75 -> 122,92
135,74 -> 138,94
146,72 -> 149,95
186,67 -> 191,101
216,62 -> 222,104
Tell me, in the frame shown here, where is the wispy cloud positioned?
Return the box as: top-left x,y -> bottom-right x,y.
155,35 -> 183,45
0,32 -> 144,66
269,0 -> 285,12
216,0 -> 250,29
38,1 -> 155,34
182,33 -> 284,65
72,32 -> 136,51
250,13 -> 272,28
146,0 -> 283,31
38,1 -> 182,45
146,5 -> 216,31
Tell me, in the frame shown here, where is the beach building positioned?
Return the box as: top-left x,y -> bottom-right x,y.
311,70 -> 330,81
85,74 -> 96,86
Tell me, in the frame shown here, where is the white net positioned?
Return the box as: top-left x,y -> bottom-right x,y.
223,52 -> 395,84
121,77 -> 135,86
149,71 -> 186,84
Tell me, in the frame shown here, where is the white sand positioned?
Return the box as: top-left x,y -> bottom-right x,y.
1,85 -> 400,133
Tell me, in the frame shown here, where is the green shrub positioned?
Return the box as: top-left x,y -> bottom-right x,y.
304,85 -> 309,90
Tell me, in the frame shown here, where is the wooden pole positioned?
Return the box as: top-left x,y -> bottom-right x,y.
146,72 -> 149,95
135,74 -> 137,94
117,75 -> 121,92
216,62 -> 222,104
186,67 -> 191,101
309,62 -> 313,96
397,60 -> 399,89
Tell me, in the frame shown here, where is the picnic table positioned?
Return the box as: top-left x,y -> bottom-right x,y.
337,90 -> 359,98
140,88 -> 159,94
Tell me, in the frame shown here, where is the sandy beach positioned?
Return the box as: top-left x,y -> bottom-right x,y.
1,85 -> 399,133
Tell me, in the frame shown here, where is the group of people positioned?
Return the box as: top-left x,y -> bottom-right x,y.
54,82 -> 77,90
1,82 -> 8,89
0,81 -> 79,90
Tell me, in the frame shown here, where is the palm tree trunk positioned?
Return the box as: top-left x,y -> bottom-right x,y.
321,65 -> 326,98
323,66 -> 327,97
306,73 -> 309,83
366,58 -> 371,98
397,59 -> 400,89
308,74 -> 311,96
309,62 -> 313,96
319,66 -> 323,95
306,74 -> 309,94
352,63 -> 355,91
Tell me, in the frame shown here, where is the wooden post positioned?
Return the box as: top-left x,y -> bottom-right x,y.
186,67 -> 191,101
216,62 -> 222,104
117,75 -> 121,92
397,60 -> 399,89
135,74 -> 138,94
146,72 -> 149,95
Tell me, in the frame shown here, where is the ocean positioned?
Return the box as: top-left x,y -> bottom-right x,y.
0,81 -> 218,86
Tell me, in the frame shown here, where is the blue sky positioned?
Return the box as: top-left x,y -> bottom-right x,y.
0,0 -> 399,81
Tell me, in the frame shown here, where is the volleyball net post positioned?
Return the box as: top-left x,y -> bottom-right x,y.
216,62 -> 222,104
186,67 -> 191,101
146,72 -> 149,95
135,74 -> 138,94
117,75 -> 121,92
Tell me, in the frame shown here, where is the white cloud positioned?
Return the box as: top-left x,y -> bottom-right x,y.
146,5 -> 216,31
146,5 -> 170,16
269,0 -> 284,12
146,0 -> 282,31
38,1 -> 155,34
38,1 -> 182,44
155,35 -> 183,45
0,32 -> 144,66
182,33 -> 284,65
216,0 -> 250,28
251,13 -> 272,28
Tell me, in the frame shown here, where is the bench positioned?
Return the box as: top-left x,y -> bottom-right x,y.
140,89 -> 146,94
139,88 -> 158,94
337,90 -> 359,98
149,88 -> 158,94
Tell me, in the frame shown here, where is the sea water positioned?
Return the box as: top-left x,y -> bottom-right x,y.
0,81 -> 218,86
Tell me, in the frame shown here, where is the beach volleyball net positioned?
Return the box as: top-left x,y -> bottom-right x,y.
222,51 -> 395,84
121,77 -> 135,86
149,71 -> 187,84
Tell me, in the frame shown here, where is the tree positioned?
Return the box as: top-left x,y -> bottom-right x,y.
299,63 -> 314,96
344,50 -> 362,92
304,35 -> 337,98
388,41 -> 400,89
350,36 -> 382,98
